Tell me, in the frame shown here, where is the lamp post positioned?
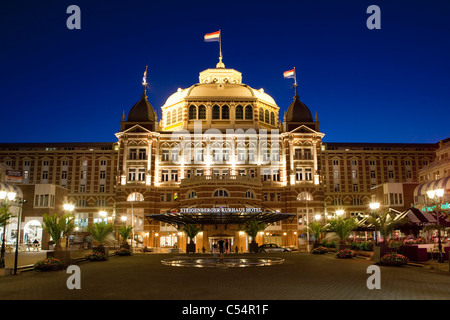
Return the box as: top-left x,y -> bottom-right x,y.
426,189 -> 445,263
13,198 -> 25,275
369,202 -> 380,244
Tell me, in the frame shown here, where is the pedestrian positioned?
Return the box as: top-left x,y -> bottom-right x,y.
217,238 -> 225,260
213,242 -> 218,257
235,245 -> 239,254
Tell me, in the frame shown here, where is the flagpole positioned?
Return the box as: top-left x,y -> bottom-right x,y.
219,29 -> 222,59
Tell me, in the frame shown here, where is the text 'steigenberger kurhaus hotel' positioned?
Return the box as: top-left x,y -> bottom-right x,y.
1,56 -> 449,252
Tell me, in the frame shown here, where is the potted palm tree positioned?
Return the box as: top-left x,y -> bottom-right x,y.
326,217 -> 357,251
42,213 -> 74,266
367,211 -> 407,263
117,225 -> 133,249
0,203 -> 14,274
181,224 -> 202,253
87,222 -> 114,257
241,220 -> 266,253
307,221 -> 326,249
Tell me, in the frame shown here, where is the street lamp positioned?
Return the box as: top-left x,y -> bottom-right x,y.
426,189 -> 445,263
314,214 -> 321,221
336,209 -> 344,217
369,202 -> 380,244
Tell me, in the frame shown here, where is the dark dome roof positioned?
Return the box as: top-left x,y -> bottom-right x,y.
284,95 -> 313,123
127,94 -> 157,122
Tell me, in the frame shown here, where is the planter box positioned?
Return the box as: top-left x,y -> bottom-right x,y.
93,246 -> 109,257
249,242 -> 259,253
47,250 -> 72,267
186,243 -> 196,254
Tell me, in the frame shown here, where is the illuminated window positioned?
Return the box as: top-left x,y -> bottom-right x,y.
245,105 -> 253,119
213,189 -> 229,197
235,105 -> 243,119
189,105 -> 197,120
198,105 -> 206,119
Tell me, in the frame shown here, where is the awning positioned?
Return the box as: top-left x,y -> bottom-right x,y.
0,182 -> 23,199
146,211 -> 296,227
404,207 -> 450,227
414,176 -> 450,197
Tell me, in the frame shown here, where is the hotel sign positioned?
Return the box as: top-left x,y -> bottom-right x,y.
5,170 -> 23,183
180,207 -> 262,214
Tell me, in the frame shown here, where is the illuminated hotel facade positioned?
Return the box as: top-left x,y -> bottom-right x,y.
0,60 -> 442,252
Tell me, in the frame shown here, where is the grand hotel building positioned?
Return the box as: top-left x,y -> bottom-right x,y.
0,60 -> 442,252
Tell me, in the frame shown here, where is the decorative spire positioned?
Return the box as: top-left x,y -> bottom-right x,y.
142,66 -> 148,97
315,111 -> 319,122
122,110 -> 125,121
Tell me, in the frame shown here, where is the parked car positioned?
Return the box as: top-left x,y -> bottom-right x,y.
258,243 -> 292,253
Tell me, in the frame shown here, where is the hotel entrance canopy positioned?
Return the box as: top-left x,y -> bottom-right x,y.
145,210 -> 296,227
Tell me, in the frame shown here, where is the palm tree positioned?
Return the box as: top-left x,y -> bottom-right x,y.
0,203 -> 14,268
61,214 -> 75,248
42,213 -> 66,251
240,220 -> 266,253
326,217 -> 357,247
87,222 -> 114,248
181,224 -> 202,253
306,221 -> 326,248
117,225 -> 133,248
366,211 -> 407,246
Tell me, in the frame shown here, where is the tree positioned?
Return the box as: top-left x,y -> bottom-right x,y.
42,213 -> 69,251
181,224 -> 202,244
326,217 -> 357,245
61,214 -> 75,248
87,222 -> 114,247
306,221 -> 326,247
240,220 -> 266,253
366,211 -> 407,246
0,203 -> 14,268
117,225 -> 133,248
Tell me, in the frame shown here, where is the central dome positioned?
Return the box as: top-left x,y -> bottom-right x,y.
163,67 -> 277,108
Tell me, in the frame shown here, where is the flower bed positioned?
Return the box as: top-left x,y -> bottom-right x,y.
34,257 -> 64,271
311,247 -> 328,254
336,249 -> 355,259
115,248 -> 131,256
380,252 -> 409,266
85,250 -> 107,262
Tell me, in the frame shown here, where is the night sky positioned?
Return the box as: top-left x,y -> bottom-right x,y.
1,0 -> 449,144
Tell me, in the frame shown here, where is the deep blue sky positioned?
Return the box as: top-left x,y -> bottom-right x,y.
1,0 -> 449,144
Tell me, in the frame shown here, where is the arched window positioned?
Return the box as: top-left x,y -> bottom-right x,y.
167,111 -> 172,125
351,198 -> 363,206
270,112 -> 275,125
177,107 -> 183,122
259,107 -> 264,122
265,109 -> 270,123
213,189 -> 229,197
222,105 -> 229,119
331,198 -> 345,206
171,109 -> 177,124
189,105 -> 197,120
245,105 -> 253,120
127,192 -> 144,202
187,190 -> 197,199
212,105 -> 221,119
235,105 -> 243,120
297,192 -> 313,201
245,190 -> 254,199
198,105 -> 206,119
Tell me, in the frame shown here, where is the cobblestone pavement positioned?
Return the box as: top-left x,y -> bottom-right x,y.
0,252 -> 449,300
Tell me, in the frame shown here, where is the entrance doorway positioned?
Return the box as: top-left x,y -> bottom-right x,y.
209,236 -> 234,253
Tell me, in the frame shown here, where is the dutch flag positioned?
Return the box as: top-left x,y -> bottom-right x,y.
283,69 -> 295,79
204,30 -> 220,42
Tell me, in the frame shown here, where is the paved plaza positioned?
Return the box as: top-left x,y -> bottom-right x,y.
1,252 -> 450,300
